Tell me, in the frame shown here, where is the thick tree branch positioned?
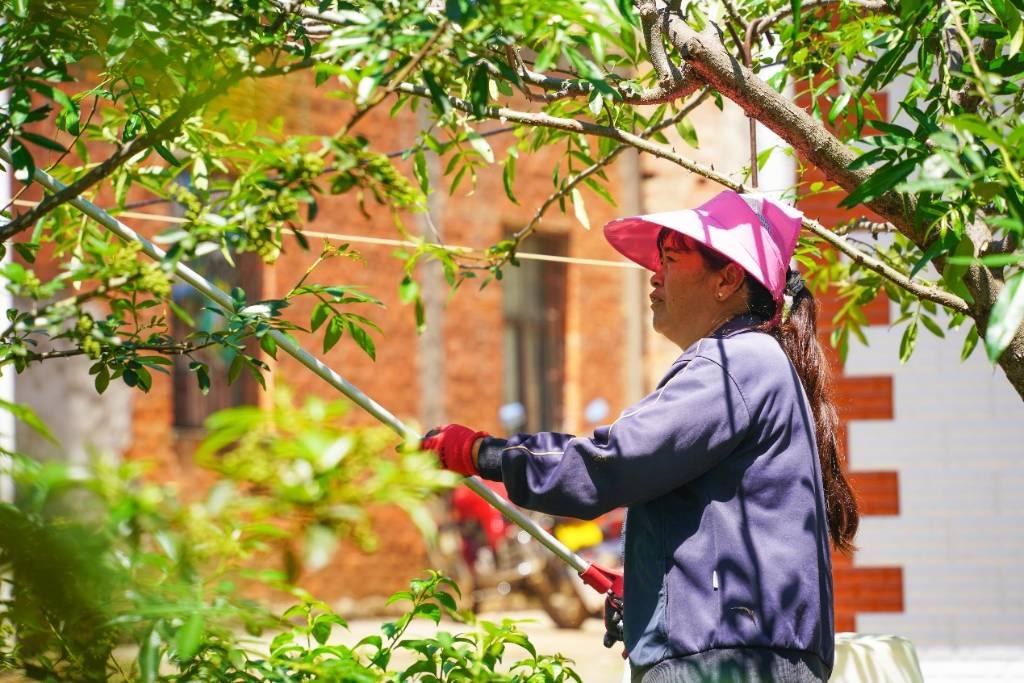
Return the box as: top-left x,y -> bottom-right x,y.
664,16 -> 919,240
396,81 -> 970,315
637,1 -> 684,87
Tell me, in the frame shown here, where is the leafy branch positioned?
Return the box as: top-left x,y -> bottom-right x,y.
396,80 -> 970,315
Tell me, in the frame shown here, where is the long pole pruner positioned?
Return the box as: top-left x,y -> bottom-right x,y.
1,153 -> 623,601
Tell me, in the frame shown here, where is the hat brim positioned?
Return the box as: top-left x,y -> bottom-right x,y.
603,209 -> 786,299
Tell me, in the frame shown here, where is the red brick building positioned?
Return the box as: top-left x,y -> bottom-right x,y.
15,71 -> 904,630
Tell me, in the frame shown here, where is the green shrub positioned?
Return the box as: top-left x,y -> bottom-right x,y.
0,395 -> 581,681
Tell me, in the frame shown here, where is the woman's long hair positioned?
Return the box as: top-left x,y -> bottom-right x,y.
661,231 -> 859,552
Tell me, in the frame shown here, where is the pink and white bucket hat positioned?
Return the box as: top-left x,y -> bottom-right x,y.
603,190 -> 804,302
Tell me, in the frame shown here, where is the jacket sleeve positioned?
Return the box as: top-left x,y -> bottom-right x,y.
476,355 -> 752,519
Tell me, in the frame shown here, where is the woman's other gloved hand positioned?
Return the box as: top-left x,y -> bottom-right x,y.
421,423 -> 490,477
603,592 -> 624,648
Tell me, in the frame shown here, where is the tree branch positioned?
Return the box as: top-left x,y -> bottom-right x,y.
637,1 -> 684,87
498,47 -> 701,105
0,278 -> 130,341
0,78 -> 240,244
664,15 -> 919,239
3,341 -> 218,367
499,89 -> 712,263
396,81 -> 970,315
2,110 -> 191,243
750,0 -> 893,39
342,19 -> 449,135
0,52 -> 323,244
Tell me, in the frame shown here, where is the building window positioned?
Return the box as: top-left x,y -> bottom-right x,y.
171,251 -> 263,430
501,233 -> 567,433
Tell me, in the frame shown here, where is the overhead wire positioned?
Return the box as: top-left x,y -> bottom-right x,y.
10,198 -> 644,270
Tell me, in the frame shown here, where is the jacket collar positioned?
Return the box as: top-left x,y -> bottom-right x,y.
669,314 -> 764,367
712,313 -> 763,339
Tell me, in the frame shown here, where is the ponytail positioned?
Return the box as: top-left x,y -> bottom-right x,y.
750,272 -> 860,553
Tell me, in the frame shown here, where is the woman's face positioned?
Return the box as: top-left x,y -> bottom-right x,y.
650,234 -> 744,349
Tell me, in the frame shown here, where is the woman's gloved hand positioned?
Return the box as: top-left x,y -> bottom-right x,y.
421,423 -> 489,477
603,592 -> 624,648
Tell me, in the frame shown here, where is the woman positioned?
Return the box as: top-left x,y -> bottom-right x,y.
423,190 -> 858,682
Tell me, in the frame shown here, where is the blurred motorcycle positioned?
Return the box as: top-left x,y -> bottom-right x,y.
430,480 -> 623,629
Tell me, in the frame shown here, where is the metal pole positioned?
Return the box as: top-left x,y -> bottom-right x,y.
0,152 -> 590,575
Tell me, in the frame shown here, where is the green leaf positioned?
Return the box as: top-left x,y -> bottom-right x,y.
839,157 -> 918,208
13,242 -> 38,264
413,602 -> 442,624
469,63 -> 490,115
435,591 -> 457,612
175,613 -> 204,661
10,138 -> 35,183
346,320 -> 376,360
168,300 -> 195,327
123,114 -> 142,142
676,117 -> 699,148
828,91 -> 851,126
193,156 -> 209,192
135,366 -> 153,392
260,333 -> 278,358
311,301 -> 330,332
414,150 -> 429,194
1010,22 -> 1024,58
857,37 -> 914,97
312,620 -> 332,646
19,131 -> 66,153
466,131 -> 494,163
399,276 -> 419,304
985,271 -> 1024,361
153,141 -> 181,166
323,316 -> 344,352
422,71 -> 452,115
921,314 -> 945,338
228,354 -> 245,384
503,154 -> 518,204
0,398 -> 58,445
899,321 -> 918,364
941,236 -> 976,305
582,177 -> 617,207
139,626 -> 162,683
962,324 -> 980,361
95,367 -> 111,395
192,363 -> 211,395
571,188 -> 590,230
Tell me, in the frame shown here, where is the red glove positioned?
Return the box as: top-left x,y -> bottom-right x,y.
421,423 -> 489,477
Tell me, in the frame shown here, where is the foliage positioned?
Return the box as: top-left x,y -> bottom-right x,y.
0,398 -> 576,682
3,0 -> 1024,400
772,0 -> 1024,363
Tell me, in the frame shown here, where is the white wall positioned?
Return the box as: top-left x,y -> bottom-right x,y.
845,312 -> 1024,647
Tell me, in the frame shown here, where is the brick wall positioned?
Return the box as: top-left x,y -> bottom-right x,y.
104,74 -> 636,603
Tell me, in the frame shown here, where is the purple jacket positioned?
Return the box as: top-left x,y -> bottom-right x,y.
477,316 -> 834,671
